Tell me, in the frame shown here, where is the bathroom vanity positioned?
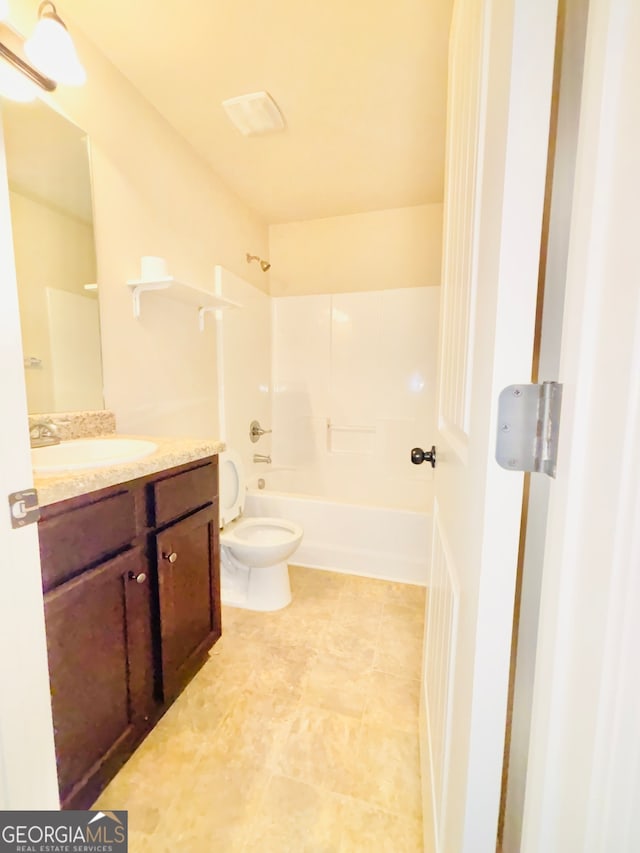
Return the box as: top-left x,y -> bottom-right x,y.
36,451 -> 221,809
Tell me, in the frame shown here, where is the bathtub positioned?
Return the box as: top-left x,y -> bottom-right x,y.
244,488 -> 431,586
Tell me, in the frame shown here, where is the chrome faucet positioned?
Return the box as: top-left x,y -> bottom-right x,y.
249,420 -> 272,443
29,420 -> 60,448
253,454 -> 272,464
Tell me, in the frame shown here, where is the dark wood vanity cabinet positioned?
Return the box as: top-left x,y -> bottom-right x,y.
44,547 -> 154,803
156,504 -> 220,702
38,456 -> 220,809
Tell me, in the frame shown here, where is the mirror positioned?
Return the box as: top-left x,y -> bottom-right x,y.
2,99 -> 103,414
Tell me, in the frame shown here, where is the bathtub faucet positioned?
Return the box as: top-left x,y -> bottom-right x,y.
253,454 -> 272,464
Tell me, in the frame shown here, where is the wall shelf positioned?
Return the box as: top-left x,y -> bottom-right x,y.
126,271 -> 242,331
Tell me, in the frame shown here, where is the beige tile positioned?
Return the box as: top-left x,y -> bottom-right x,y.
246,639 -> 316,700
124,830 -> 158,853
341,574 -> 398,603
333,594 -> 384,627
384,582 -> 427,611
222,607 -> 283,642
271,608 -> 334,651
286,593 -> 341,621
351,724 -> 422,819
290,565 -> 347,597
244,774 -> 344,853
221,603 -> 243,628
382,601 -> 426,629
153,760 -> 270,853
159,670 -> 245,736
321,619 -> 380,669
199,693 -> 295,770
362,671 -> 421,733
381,609 -> 426,640
94,567 -> 425,849
375,631 -> 424,680
93,726 -> 201,834
302,654 -> 373,718
207,629 -> 263,665
273,705 -> 361,795
336,797 -> 423,852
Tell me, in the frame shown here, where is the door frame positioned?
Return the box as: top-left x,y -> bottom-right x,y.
522,0 -> 640,846
0,106 -> 59,809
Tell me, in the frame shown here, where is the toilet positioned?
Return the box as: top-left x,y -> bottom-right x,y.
219,450 -> 303,612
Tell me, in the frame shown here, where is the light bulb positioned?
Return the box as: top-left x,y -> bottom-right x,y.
0,0 -> 10,22
24,13 -> 86,85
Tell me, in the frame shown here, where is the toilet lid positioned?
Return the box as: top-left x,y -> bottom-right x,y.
219,449 -> 245,525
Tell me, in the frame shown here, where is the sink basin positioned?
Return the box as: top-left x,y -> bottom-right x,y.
32,438 -> 158,474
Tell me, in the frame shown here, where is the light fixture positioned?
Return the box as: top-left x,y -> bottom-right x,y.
246,253 -> 271,272
0,0 -> 85,101
25,2 -> 85,85
0,59 -> 38,101
0,0 -> 9,23
223,92 -> 285,136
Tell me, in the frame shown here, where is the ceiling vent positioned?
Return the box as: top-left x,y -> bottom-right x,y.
222,91 -> 285,136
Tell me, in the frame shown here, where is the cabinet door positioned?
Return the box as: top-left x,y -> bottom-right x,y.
156,503 -> 220,701
44,547 -> 154,808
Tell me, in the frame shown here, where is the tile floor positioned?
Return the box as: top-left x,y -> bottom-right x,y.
94,565 -> 426,852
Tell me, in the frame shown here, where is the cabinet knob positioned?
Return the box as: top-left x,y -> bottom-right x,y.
163,552 -> 178,563
128,571 -> 147,584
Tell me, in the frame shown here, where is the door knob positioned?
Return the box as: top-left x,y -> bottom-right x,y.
411,445 -> 437,468
163,552 -> 178,563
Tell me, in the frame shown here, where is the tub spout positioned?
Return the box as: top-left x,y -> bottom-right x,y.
253,454 -> 272,464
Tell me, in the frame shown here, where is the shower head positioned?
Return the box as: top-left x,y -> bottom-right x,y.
246,252 -> 271,272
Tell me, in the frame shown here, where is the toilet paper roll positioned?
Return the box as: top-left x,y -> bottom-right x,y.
140,256 -> 169,281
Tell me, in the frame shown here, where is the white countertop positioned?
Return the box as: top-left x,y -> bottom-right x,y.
34,434 -> 224,507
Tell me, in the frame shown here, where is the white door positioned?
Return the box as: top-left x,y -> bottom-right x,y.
0,108 -> 59,808
420,1 -> 558,850
522,0 -> 640,848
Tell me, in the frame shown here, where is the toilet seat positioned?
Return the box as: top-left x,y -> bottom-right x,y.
221,516 -> 303,546
220,516 -> 303,569
219,449 -> 245,526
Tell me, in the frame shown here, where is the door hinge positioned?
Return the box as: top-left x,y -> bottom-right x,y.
496,381 -> 563,478
8,488 -> 40,529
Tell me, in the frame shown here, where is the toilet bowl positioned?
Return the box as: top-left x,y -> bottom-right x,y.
219,450 -> 302,611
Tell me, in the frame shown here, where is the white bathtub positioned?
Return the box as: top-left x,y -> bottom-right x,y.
244,488 -> 430,586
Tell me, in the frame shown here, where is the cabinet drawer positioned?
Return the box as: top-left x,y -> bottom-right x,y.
39,491 -> 137,591
152,460 -> 218,527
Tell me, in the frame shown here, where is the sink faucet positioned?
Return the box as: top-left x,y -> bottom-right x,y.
253,453 -> 271,464
30,420 -> 60,448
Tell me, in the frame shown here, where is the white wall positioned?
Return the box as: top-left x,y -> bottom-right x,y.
269,204 -> 443,296
271,287 -> 439,511
7,0 -> 269,440
215,268 -> 272,477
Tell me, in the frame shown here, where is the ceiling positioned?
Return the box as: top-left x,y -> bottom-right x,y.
61,0 -> 453,224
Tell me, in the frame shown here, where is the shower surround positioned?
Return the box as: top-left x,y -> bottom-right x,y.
271,288 -> 439,512
217,278 -> 439,585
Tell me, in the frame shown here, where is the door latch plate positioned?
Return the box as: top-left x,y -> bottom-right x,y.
496,381 -> 562,477
8,488 -> 40,529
